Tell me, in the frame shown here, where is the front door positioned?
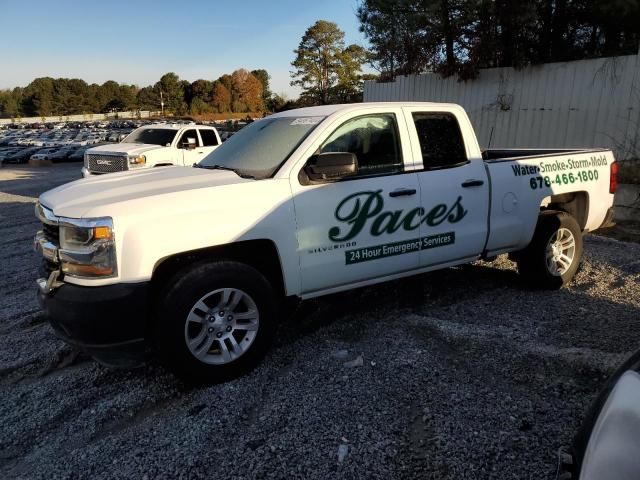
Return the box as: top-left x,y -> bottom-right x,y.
291,111 -> 422,294
178,128 -> 205,165
403,108 -> 490,267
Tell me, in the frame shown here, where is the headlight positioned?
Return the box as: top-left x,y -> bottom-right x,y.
128,154 -> 146,167
59,217 -> 117,278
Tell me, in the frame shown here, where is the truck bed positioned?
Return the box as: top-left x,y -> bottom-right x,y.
482,147 -> 615,256
482,148 -> 608,162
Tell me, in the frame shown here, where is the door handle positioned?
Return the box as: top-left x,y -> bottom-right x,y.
389,188 -> 417,197
461,179 -> 484,188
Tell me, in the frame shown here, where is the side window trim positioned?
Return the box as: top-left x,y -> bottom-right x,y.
419,159 -> 470,171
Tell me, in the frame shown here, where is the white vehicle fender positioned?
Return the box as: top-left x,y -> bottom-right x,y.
104,179 -> 301,295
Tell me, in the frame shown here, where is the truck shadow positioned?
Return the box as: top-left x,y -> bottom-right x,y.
278,255 -> 640,361
283,260 -> 521,342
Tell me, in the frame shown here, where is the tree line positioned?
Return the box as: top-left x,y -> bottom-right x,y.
357,0 -> 640,80
2,4 -> 638,117
0,68 -> 277,118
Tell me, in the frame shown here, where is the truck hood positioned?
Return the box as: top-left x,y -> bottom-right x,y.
39,166 -> 251,218
87,143 -> 162,156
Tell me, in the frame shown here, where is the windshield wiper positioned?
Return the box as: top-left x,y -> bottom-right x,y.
193,163 -> 255,179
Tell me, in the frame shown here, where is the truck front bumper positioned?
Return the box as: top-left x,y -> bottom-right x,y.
37,280 -> 150,367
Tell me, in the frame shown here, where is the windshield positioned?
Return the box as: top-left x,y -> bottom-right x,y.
122,128 -> 177,146
199,116 -> 324,179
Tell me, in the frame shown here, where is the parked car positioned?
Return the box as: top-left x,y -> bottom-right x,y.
67,146 -> 91,162
30,148 -> 60,161
35,102 -> 617,383
48,146 -> 78,162
82,124 -> 221,176
5,147 -> 41,163
0,148 -> 22,160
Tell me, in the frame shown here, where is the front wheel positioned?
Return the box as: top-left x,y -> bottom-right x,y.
517,211 -> 583,289
155,261 -> 277,384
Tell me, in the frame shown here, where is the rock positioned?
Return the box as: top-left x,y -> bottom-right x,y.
332,349 -> 350,359
337,444 -> 349,462
344,355 -> 364,368
245,438 -> 265,450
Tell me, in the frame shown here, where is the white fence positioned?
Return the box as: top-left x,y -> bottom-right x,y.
0,111 -> 161,125
364,54 -> 640,161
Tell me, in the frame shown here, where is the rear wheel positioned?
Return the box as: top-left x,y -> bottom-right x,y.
155,261 -> 277,384
517,211 -> 583,289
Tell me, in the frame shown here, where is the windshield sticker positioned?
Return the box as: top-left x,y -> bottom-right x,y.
290,117 -> 323,126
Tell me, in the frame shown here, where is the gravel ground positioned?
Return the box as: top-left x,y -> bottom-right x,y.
1,165 -> 639,480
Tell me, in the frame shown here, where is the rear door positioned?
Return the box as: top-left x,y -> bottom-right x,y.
291,108 -> 422,294
402,108 -> 490,267
198,128 -> 220,156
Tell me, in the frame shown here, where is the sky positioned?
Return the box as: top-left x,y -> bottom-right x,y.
0,0 -> 368,98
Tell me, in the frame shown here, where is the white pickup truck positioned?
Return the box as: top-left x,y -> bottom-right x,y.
81,124 -> 221,176
34,102 -> 617,383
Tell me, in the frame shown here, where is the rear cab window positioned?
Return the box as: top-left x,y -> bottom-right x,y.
411,112 -> 468,170
199,129 -> 220,146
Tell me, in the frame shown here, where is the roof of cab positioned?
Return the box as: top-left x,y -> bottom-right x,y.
269,101 -> 464,118
138,123 -> 216,130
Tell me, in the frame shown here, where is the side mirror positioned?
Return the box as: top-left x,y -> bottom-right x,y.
304,152 -> 358,181
183,137 -> 197,150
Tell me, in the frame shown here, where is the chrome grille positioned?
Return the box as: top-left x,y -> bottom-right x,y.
86,154 -> 128,173
40,258 -> 58,277
42,222 -> 59,245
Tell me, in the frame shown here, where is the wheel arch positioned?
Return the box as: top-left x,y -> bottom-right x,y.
540,191 -> 589,230
150,239 -> 288,301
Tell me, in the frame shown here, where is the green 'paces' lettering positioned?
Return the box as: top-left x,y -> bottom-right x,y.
329,190 -> 384,242
329,191 -> 468,242
371,210 -> 404,235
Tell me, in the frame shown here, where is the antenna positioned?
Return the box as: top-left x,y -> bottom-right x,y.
487,126 -> 495,150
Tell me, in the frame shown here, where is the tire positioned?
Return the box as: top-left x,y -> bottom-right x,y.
516,211 -> 583,289
155,260 -> 278,384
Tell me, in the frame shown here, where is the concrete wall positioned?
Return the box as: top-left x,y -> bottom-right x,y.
0,111 -> 162,125
364,54 -> 640,161
615,185 -> 640,223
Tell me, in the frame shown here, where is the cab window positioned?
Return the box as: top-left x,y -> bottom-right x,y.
411,113 -> 468,169
320,114 -> 403,177
199,129 -> 219,146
